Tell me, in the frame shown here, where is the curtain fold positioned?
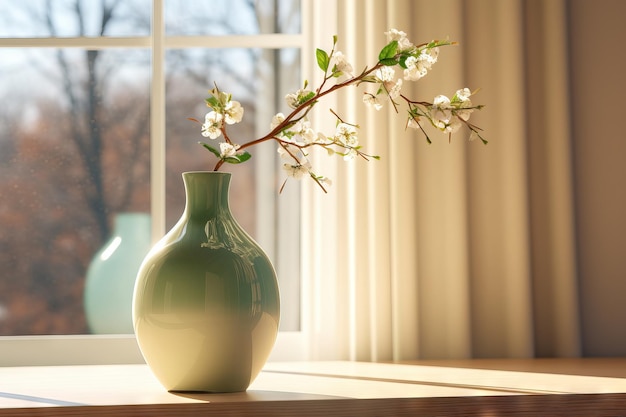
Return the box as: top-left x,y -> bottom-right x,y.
464,0 -> 535,359
300,0 -> 580,361
523,0 -> 580,357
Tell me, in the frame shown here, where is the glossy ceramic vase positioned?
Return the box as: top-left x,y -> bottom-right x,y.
84,212 -> 151,334
132,171 -> 280,393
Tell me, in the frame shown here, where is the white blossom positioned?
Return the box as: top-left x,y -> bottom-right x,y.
282,162 -> 311,179
375,66 -> 395,82
219,142 -> 241,158
403,48 -> 439,81
331,51 -> 354,78
430,95 -> 452,129
271,113 -> 286,130
285,93 -> 298,109
285,88 -> 312,109
452,88 -> 474,121
433,94 -> 451,110
363,93 -> 383,110
286,119 -> 318,145
284,121 -> 302,143
278,144 -> 296,160
430,94 -> 463,133
335,123 -> 358,147
387,78 -> 403,99
342,148 -> 358,161
425,47 -> 439,62
403,56 -> 428,81
224,100 -> 244,124
456,106 -> 474,122
407,116 -> 420,130
201,111 -> 223,139
376,67 -> 403,98
301,127 -> 319,144
447,119 -> 462,133
316,176 -> 333,186
365,67 -> 403,109
384,28 -> 414,52
454,88 -> 472,102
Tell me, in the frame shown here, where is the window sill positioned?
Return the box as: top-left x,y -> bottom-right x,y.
1,359 -> 626,416
0,332 -> 305,366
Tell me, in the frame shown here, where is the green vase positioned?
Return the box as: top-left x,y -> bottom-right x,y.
84,212 -> 151,334
132,171 -> 280,393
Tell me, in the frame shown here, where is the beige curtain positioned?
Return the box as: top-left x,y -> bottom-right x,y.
300,0 -> 580,361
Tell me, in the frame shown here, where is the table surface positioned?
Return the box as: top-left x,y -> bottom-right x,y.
1,359 -> 626,416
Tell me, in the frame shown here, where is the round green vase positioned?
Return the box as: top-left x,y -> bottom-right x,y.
132,172 -> 280,393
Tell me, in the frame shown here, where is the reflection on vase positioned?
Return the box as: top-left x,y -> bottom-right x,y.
84,212 -> 151,334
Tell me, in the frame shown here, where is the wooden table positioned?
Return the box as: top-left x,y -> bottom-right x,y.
1,359 -> 626,416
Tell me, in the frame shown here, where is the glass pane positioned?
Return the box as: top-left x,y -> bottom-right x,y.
165,0 -> 301,35
0,0 -> 151,38
0,48 -> 150,335
166,47 -> 301,330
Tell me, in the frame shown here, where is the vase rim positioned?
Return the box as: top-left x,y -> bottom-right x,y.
114,212 -> 151,218
182,171 -> 231,176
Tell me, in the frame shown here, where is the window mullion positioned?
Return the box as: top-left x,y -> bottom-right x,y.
163,34 -> 302,49
0,37 -> 150,48
150,0 -> 166,242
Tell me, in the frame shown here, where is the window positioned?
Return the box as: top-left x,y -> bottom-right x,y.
0,0 -> 303,363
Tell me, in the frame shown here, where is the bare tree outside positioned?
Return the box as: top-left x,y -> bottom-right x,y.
0,0 -> 301,335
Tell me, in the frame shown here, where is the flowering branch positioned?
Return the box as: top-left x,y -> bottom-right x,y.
195,29 -> 486,192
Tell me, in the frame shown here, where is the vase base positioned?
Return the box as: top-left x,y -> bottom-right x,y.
168,387 -> 248,394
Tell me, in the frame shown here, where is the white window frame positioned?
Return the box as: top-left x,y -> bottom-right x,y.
0,0 -> 308,366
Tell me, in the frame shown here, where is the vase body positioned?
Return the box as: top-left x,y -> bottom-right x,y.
84,213 -> 151,334
132,172 -> 280,393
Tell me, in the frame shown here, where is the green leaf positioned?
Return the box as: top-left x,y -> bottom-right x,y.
379,58 -> 398,66
205,96 -> 220,109
199,142 -> 221,158
316,48 -> 330,72
378,40 -> 398,61
300,91 -> 316,104
223,151 -> 252,164
398,54 -> 410,69
359,75 -> 379,84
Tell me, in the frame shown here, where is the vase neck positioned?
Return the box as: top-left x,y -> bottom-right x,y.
182,172 -> 232,219
112,213 -> 151,236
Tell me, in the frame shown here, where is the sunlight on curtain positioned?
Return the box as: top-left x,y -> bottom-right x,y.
300,0 -> 580,361
522,0 -> 580,357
